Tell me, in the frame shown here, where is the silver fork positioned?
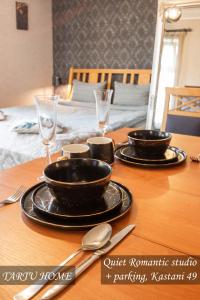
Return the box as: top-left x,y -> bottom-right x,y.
190,155 -> 200,163
0,185 -> 26,205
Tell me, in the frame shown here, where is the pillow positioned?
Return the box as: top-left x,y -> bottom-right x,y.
71,79 -> 106,102
113,81 -> 150,106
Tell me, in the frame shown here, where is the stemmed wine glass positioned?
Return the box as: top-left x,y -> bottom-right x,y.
94,89 -> 113,136
35,95 -> 59,170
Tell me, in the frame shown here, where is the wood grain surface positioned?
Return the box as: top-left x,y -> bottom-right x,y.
0,128 -> 200,299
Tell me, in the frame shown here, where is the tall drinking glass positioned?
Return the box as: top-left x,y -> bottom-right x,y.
35,95 -> 58,168
94,89 -> 113,136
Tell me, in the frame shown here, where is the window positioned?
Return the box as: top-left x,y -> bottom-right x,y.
154,33 -> 185,128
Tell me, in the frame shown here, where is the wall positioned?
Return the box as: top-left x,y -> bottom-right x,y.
52,0 -> 157,83
0,0 -> 53,108
176,19 -> 200,86
146,0 -> 200,129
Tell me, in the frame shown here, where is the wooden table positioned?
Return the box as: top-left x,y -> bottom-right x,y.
0,128 -> 200,299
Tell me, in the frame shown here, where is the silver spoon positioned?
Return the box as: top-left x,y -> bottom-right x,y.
60,222 -> 112,259
13,223 -> 112,300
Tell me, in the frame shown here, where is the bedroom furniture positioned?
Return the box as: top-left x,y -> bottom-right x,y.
0,67 -> 151,170
70,79 -> 106,103
66,67 -> 151,99
0,102 -> 147,170
113,81 -> 150,106
1,127 -> 200,299
161,87 -> 200,136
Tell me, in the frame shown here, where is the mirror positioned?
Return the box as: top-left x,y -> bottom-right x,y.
148,1 -> 200,129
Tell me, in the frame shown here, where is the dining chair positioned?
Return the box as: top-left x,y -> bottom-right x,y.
161,87 -> 200,136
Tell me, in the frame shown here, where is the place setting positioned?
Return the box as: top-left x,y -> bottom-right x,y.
13,223 -> 136,300
115,129 -> 187,168
21,140 -> 132,230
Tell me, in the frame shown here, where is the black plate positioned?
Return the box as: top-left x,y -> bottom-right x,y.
115,146 -> 187,168
20,181 -> 132,229
32,182 -> 122,220
120,146 -> 178,164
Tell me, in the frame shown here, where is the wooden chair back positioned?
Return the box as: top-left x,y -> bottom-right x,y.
161,87 -> 200,136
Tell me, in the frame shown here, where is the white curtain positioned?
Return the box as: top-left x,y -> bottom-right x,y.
154,32 -> 185,128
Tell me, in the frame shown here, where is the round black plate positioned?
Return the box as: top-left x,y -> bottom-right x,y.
115,146 -> 187,168
32,182 -> 122,220
20,181 -> 132,229
120,145 -> 178,164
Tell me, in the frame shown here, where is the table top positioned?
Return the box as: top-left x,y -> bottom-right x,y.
0,128 -> 200,299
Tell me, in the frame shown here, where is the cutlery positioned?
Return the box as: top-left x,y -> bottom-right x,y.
0,185 -> 26,205
13,223 -> 112,300
190,155 -> 200,162
41,224 -> 135,300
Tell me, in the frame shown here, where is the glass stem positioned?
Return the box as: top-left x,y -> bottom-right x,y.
102,126 -> 107,136
45,144 -> 51,165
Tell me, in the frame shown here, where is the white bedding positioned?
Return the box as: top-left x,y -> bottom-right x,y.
0,101 -> 147,170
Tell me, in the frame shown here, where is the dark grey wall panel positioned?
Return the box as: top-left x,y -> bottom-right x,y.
52,0 -> 157,83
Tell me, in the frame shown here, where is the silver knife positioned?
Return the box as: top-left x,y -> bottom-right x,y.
41,224 -> 135,300
13,252 -> 82,300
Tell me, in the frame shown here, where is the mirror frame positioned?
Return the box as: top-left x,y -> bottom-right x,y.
146,0 -> 200,129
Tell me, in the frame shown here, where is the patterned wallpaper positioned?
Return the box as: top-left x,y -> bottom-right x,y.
52,0 -> 157,84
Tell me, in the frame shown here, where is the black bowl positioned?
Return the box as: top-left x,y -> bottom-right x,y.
44,158 -> 112,211
128,130 -> 172,158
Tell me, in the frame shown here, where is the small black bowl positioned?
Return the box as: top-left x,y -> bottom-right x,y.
128,130 -> 172,158
44,158 -> 112,211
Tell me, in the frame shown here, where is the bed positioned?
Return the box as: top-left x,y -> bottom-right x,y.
0,67 -> 151,170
